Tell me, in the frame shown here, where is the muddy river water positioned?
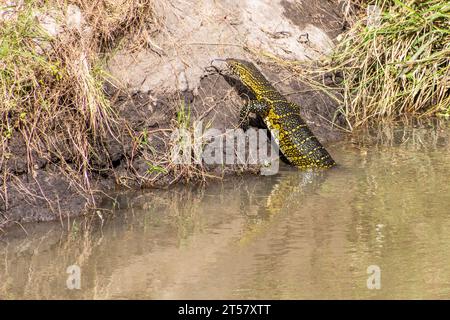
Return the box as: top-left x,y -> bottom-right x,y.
1,123 -> 450,299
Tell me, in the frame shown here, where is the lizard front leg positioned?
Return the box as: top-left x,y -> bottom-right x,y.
239,100 -> 270,131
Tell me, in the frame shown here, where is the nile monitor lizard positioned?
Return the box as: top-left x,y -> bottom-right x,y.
223,58 -> 336,169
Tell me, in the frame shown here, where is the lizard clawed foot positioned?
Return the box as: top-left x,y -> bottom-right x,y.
207,58 -> 230,75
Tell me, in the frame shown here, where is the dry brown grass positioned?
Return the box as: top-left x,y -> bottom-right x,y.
327,0 -> 450,129
66,0 -> 158,49
272,1 -> 449,130
0,0 -> 157,223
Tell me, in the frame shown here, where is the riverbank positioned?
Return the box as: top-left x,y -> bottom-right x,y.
0,0 -> 448,231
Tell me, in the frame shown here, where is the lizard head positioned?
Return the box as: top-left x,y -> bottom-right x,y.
225,59 -> 265,96
225,58 -> 255,78
209,58 -> 250,77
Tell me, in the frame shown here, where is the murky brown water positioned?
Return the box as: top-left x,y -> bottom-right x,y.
2,122 -> 450,299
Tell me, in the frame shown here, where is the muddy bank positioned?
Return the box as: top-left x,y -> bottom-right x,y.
0,0 -> 347,231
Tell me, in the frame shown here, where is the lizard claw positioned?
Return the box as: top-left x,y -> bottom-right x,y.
209,58 -> 228,74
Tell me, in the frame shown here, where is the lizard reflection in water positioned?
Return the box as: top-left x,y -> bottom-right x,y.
238,168 -> 328,244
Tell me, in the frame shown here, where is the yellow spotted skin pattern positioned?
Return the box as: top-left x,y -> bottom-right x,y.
226,58 -> 335,169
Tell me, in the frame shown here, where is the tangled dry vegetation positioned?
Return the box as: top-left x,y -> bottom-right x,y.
325,0 -> 450,128
0,0 -> 166,223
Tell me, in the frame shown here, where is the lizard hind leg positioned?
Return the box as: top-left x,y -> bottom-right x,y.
239,100 -> 269,131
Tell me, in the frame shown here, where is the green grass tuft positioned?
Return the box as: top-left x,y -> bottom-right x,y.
327,0 -> 450,128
